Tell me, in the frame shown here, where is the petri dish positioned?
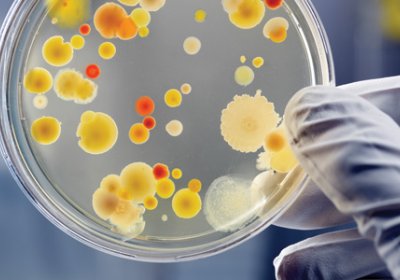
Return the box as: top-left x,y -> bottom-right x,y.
0,0 -> 334,261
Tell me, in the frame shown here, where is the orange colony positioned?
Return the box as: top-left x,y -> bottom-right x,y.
120,162 -> 157,203
252,56 -> 265,68
116,17 -> 138,40
92,188 -> 120,220
79,24 -> 91,35
144,196 -> 158,210
94,3 -> 137,40
229,0 -> 265,29
188,179 -> 202,193
129,123 -> 150,145
264,127 -> 286,152
264,0 -> 284,10
153,163 -> 170,180
171,168 -> 183,180
31,116 -> 62,145
142,116 -> 156,130
263,17 -> 289,43
45,0 -> 90,28
172,189 -> 202,219
258,124 -> 298,173
156,178 -> 175,199
135,96 -> 155,116
42,36 -> 74,67
86,64 -> 101,79
76,111 -> 118,155
23,67 -> 53,94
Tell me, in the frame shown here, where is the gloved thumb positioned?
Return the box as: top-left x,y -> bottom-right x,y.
284,84 -> 400,279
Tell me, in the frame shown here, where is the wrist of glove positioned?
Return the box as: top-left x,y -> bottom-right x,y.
272,76 -> 400,280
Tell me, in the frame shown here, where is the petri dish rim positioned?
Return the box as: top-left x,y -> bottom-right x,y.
0,0 -> 335,262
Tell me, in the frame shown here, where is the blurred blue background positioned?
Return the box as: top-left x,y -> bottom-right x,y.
1,1 -> 400,279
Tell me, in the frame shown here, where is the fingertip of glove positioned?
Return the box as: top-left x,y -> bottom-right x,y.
284,86 -> 335,138
273,249 -> 308,280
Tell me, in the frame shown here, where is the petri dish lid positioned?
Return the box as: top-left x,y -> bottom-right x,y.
0,0 -> 334,261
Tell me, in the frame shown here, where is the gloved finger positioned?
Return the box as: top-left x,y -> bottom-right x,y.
274,228 -> 390,280
284,85 -> 400,278
338,75 -> 400,124
273,176 -> 352,230
273,76 -> 400,230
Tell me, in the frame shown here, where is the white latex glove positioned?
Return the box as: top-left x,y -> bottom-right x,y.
273,76 -> 400,280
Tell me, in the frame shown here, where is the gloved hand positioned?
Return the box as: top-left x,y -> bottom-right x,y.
272,76 -> 400,280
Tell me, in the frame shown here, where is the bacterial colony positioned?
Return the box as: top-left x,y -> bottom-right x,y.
24,0 -> 298,238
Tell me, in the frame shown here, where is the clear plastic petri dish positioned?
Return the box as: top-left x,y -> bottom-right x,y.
0,0 -> 334,261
